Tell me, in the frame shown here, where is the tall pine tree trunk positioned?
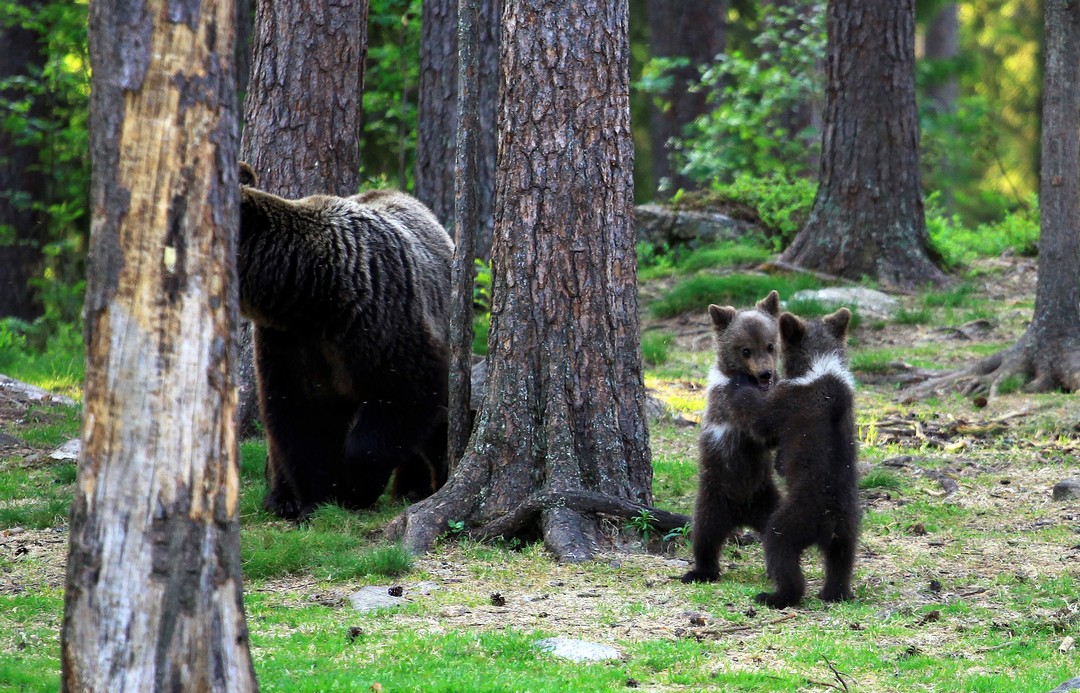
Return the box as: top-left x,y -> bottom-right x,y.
781,0 -> 947,290
61,0 -> 256,689
414,0 -> 499,259
235,0 -> 369,435
907,0 -> 1080,397
389,0 -> 658,561
0,1 -> 48,320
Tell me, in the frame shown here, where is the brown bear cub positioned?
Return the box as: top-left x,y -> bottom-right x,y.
725,308 -> 860,608
682,291 -> 782,584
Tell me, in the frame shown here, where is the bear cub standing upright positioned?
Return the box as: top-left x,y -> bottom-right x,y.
725,308 -> 860,608
238,163 -> 454,520
682,291 -> 782,584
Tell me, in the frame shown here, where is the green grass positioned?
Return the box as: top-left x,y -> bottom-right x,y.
678,241 -> 772,273
649,272 -> 823,318
0,320 -> 84,400
640,330 -> 674,365
859,466 -> 904,491
893,306 -> 933,325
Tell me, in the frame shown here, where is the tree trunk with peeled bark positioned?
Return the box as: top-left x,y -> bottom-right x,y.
413,0 -> 499,260
61,0 -> 257,689
388,0 -> 659,561
906,0 -> 1080,398
781,0 -> 947,291
235,0 -> 369,436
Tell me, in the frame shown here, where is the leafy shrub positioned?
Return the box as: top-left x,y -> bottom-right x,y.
928,194 -> 1039,267
677,174 -> 817,251
670,2 -> 826,185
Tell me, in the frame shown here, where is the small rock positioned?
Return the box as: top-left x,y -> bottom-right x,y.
790,287 -> 900,319
50,439 -> 81,461
349,586 -> 407,612
535,637 -> 621,663
1048,676 -> 1080,693
0,432 -> 22,448
1053,479 -> 1080,501
1060,636 -> 1076,653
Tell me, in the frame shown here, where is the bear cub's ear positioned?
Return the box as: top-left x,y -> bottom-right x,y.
756,290 -> 780,317
823,307 -> 852,339
708,304 -> 738,332
239,162 -> 258,187
779,311 -> 807,345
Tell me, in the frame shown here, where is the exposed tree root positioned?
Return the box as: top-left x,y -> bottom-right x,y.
469,490 -> 691,544
386,483 -> 692,562
902,331 -> 1080,400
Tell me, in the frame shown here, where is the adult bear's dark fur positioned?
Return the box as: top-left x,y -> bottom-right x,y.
238,163 -> 454,520
726,308 -> 860,608
681,291 -> 782,584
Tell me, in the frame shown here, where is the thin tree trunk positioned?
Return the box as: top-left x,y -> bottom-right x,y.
924,2 -> 958,211
389,0 -> 654,561
236,0 -> 369,435
61,0 -> 256,689
781,0 -> 947,290
646,0 -> 726,195
0,1 -> 48,321
904,0 -> 1080,398
447,0 -> 480,470
414,0 -> 499,259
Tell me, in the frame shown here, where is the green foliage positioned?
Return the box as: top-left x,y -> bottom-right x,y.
640,330 -> 674,366
360,0 -> 422,190
649,272 -> 822,319
927,195 -> 1040,267
682,174 -> 817,250
994,374 -> 1025,396
669,2 -> 826,186
0,0 -> 91,337
928,194 -> 1036,269
625,509 -> 658,542
0,318 -> 84,397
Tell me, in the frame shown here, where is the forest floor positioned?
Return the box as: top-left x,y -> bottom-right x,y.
1,255 -> 1078,691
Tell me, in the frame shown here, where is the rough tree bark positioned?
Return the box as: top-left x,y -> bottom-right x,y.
906,0 -> 1080,397
235,0 -> 369,435
781,0 -> 948,290
646,0 -> 727,195
413,0 -> 499,259
446,0 -> 480,470
0,0 -> 48,320
61,0 -> 257,689
388,0 -> 671,561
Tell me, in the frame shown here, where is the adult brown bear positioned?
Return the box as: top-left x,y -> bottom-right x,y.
238,164 -> 453,520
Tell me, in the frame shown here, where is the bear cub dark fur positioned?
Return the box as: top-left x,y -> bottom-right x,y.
682,291 -> 782,584
726,307 -> 860,608
238,163 -> 454,520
